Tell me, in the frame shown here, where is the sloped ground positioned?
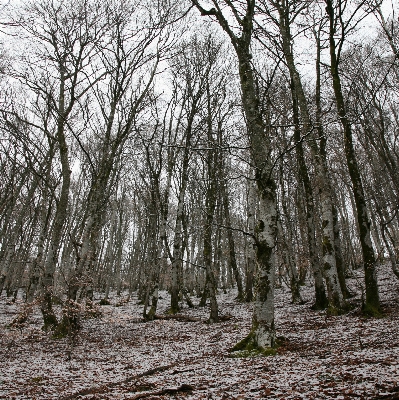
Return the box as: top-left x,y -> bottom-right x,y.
1,264 -> 399,399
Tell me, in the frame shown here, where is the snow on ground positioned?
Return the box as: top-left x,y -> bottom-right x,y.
1,264 -> 399,399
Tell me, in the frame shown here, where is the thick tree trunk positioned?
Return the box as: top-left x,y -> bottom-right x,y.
193,0 -> 276,349
238,49 -> 277,348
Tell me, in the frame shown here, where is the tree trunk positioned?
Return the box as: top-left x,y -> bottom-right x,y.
290,80 -> 328,310
245,174 -> 256,302
202,80 -> 219,323
170,169 -> 188,313
41,71 -> 71,329
326,0 -> 381,315
278,6 -> 344,311
193,0 -> 277,349
220,175 -> 244,300
143,198 -> 161,321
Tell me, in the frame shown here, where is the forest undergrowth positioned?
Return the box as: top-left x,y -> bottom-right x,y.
1,263 -> 399,400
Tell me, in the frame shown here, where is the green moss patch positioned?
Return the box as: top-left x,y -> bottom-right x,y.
229,331 -> 282,358
362,303 -> 384,318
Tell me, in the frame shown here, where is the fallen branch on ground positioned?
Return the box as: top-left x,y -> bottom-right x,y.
59,363 -> 178,399
155,314 -> 201,322
127,384 -> 194,399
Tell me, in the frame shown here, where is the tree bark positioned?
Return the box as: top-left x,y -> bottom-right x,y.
277,3 -> 344,311
290,80 -> 328,309
220,170 -> 244,300
41,66 -> 72,328
325,0 -> 381,315
192,0 -> 278,347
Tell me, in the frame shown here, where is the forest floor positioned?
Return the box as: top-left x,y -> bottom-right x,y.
1,264 -> 399,400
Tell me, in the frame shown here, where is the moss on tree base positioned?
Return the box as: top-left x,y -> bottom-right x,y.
166,306 -> 180,315
41,313 -> 58,332
51,314 -> 80,339
229,330 -> 281,358
362,303 -> 383,318
52,320 -> 69,339
326,301 -> 354,316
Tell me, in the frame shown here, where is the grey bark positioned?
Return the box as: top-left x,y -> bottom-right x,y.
193,0 -> 277,348
276,1 -> 344,310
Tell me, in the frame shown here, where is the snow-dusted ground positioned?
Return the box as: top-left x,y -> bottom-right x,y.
1,264 -> 399,399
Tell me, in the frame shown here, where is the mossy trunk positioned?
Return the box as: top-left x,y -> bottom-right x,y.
326,0 -> 380,315
193,0 -> 277,348
236,26 -> 277,350
279,6 -> 344,310
245,176 -> 256,302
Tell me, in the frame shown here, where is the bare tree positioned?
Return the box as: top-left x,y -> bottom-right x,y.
11,0 -> 109,327
192,0 -> 278,350
325,0 -> 381,315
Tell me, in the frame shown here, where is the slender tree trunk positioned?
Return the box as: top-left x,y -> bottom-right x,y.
380,223 -> 399,279
143,199 -> 161,321
315,31 -> 350,300
332,203 -> 352,298
170,173 -> 188,313
0,173 -> 40,294
202,81 -> 219,323
325,0 -> 380,315
277,219 -> 302,304
41,72 -> 72,329
278,6 -> 344,311
27,192 -> 53,302
245,174 -> 256,302
290,81 -> 328,310
220,175 -> 244,300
